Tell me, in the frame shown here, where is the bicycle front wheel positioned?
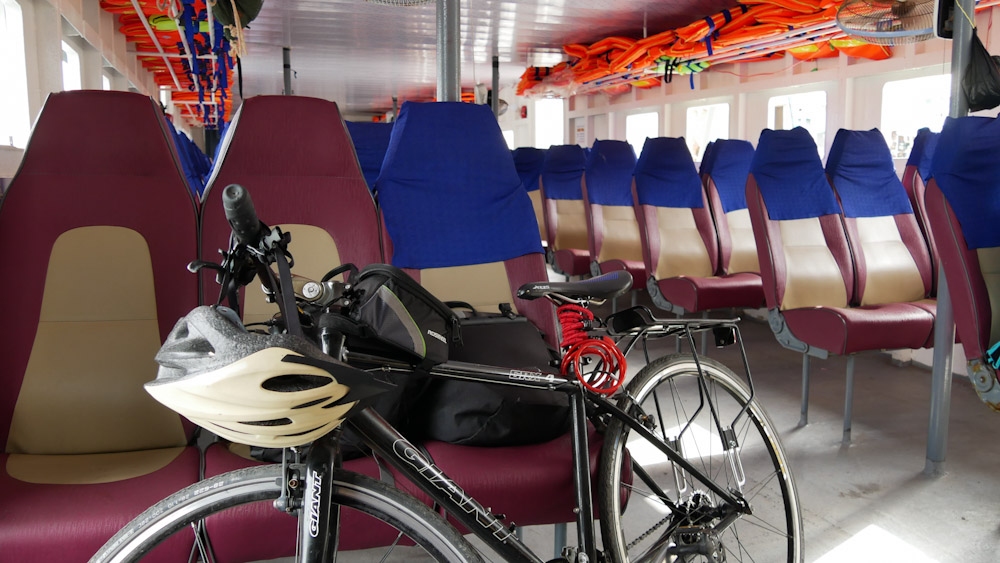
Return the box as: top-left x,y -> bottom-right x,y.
598,354 -> 803,562
91,465 -> 484,563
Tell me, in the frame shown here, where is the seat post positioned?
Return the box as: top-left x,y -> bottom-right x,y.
843,355 -> 856,443
799,354 -> 811,427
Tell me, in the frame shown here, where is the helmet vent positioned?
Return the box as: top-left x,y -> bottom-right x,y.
262,374 -> 330,392
292,397 -> 331,409
286,425 -> 325,437
240,418 -> 293,427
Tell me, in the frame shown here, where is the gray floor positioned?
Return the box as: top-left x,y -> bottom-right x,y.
265,303 -> 1000,563
500,307 -> 1000,563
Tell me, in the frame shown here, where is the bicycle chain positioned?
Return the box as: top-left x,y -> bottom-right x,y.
626,514 -> 671,551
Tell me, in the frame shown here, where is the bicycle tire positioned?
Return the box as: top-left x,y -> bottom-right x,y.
91,464 -> 485,563
598,354 -> 803,562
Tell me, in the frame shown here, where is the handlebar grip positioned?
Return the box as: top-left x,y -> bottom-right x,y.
222,184 -> 263,245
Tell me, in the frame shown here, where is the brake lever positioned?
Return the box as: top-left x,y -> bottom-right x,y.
187,259 -> 224,274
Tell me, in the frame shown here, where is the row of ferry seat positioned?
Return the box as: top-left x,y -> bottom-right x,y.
0,90 -> 587,562
521,137 -> 767,318
749,126 -> 938,440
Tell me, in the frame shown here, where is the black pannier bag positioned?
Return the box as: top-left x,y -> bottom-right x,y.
963,28 -> 1000,113
414,314 -> 572,447
345,263 -> 460,368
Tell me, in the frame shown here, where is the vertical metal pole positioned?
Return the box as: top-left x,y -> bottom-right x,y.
926,0 -> 972,474
392,96 -> 399,122
491,55 -> 500,116
436,0 -> 460,102
282,47 -> 292,95
927,271 -> 956,473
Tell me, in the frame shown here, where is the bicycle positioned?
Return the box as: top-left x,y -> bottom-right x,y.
91,184 -> 803,563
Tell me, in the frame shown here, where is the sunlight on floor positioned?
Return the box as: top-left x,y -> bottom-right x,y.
813,524 -> 939,563
627,423 -> 722,466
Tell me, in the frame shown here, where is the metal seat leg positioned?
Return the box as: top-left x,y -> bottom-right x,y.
799,354 -> 810,427
843,355 -> 856,443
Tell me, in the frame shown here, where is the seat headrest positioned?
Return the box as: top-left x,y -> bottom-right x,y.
346,121 -> 394,191
916,131 -> 940,184
698,141 -> 716,176
541,144 -> 587,200
703,139 -> 754,213
751,127 -> 840,220
207,95 -> 361,187
585,140 -> 637,206
634,137 -> 703,208
512,147 -> 546,191
931,116 -> 1000,249
826,128 -> 912,218
376,101 -> 542,269
15,91 -> 188,181
906,127 -> 933,168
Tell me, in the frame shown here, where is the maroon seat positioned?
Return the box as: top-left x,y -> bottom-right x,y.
635,137 -> 764,315
581,140 -> 646,287
200,95 -> 387,322
748,127 -> 935,441
202,426 -> 609,561
924,116 -> 1000,411
541,145 -> 591,276
0,91 -> 201,562
198,95 -> 392,560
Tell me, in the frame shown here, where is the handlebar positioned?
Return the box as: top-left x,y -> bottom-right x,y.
222,184 -> 264,246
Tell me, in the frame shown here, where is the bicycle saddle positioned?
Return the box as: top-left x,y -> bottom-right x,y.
517,271 -> 633,301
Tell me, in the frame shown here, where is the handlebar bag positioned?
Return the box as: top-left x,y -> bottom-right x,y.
346,264 -> 460,368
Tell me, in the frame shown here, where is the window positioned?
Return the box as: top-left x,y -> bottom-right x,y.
102,72 -> 112,91
534,98 -> 564,149
686,103 -> 730,162
768,91 -> 827,157
1,0 -> 29,148
61,40 -> 82,91
502,129 -> 515,150
881,74 -> 951,158
625,112 -> 658,157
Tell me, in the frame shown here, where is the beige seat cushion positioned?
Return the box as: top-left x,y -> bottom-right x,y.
596,205 -> 643,264
778,218 -> 849,310
653,207 -> 714,279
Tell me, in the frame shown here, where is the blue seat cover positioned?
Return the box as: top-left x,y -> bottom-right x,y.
917,132 -> 940,184
512,147 -> 546,192
585,140 -> 636,206
750,127 -> 840,220
634,137 -> 703,209
376,102 -> 543,268
826,128 -> 913,218
907,127 -> 932,168
346,121 -> 394,192
541,144 -> 587,200
931,116 -> 1000,249
698,141 -> 716,177
165,118 -> 206,197
703,139 -> 754,213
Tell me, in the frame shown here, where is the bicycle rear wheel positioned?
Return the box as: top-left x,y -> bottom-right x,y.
598,354 -> 803,562
91,465 -> 484,563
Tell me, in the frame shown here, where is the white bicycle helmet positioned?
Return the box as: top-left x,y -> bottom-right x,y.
148,306 -> 378,448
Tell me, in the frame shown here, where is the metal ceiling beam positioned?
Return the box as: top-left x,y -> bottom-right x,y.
436,0 -> 460,102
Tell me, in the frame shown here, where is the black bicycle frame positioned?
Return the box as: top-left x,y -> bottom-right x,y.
330,350 -> 751,563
